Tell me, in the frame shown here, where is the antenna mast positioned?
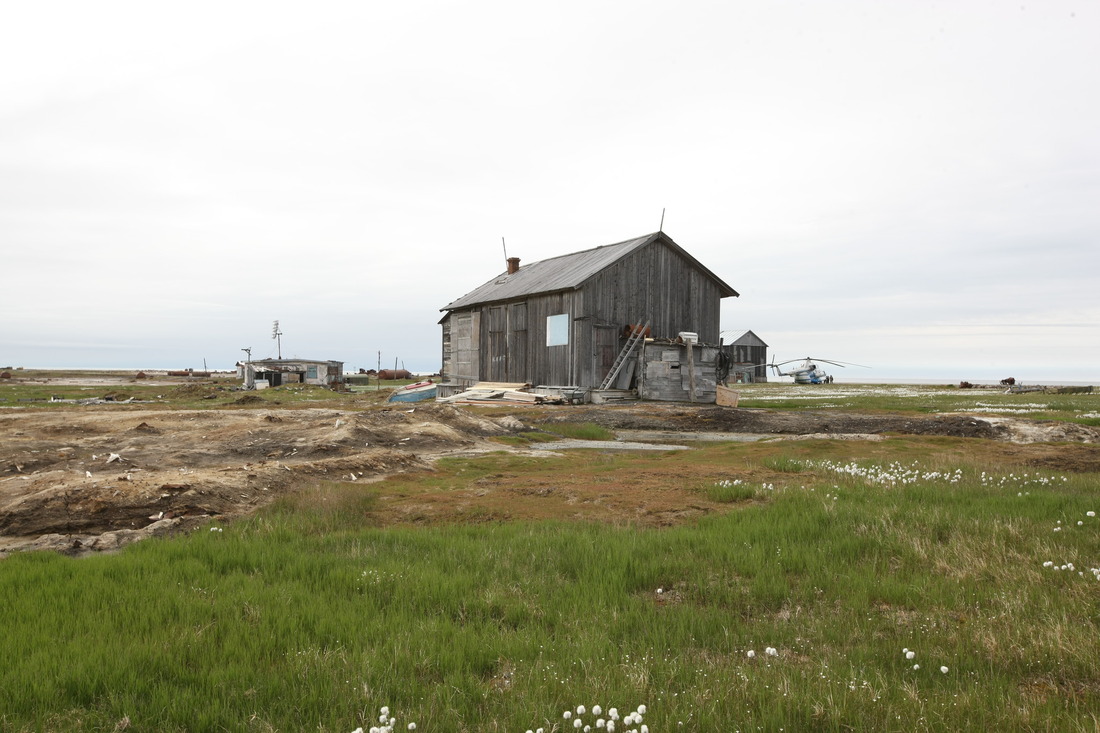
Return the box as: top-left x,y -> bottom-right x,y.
659,208 -> 666,232
272,320 -> 283,359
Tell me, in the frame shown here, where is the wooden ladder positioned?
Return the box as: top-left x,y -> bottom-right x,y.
599,321 -> 649,390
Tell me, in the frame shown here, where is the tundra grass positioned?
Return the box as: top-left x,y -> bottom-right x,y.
734,383 -> 1099,423
2,444 -> 1100,731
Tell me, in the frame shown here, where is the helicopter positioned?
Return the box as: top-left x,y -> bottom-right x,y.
767,357 -> 869,384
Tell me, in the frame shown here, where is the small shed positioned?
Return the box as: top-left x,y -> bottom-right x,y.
439,231 -> 737,400
636,337 -> 722,403
724,330 -> 769,383
242,359 -> 344,389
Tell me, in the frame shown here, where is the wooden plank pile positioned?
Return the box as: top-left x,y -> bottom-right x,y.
437,382 -> 562,406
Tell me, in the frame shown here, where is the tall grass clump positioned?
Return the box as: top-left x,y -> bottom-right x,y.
2,446 -> 1099,730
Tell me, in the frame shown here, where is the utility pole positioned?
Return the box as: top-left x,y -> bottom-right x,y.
241,347 -> 253,389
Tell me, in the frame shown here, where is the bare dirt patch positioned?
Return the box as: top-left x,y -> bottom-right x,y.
0,403 -> 512,556
2,401 -> 1097,556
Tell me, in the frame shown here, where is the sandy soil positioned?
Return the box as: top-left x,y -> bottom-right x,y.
3,400 -> 1098,557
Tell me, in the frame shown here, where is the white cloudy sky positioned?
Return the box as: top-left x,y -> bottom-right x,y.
2,1 -> 1097,381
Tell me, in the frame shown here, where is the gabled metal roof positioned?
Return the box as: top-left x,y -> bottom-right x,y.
729,330 -> 768,348
441,231 -> 737,311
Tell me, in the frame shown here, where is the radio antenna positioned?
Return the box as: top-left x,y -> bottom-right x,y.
272,320 -> 283,359
501,236 -> 508,262
659,208 -> 666,232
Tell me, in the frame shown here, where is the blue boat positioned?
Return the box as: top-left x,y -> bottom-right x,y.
387,381 -> 438,403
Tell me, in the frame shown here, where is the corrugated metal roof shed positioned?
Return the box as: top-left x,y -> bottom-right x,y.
441,231 -> 738,311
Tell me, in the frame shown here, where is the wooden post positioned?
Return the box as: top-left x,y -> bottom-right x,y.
686,342 -> 696,402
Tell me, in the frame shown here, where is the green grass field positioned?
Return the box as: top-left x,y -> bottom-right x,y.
2,431 -> 1099,731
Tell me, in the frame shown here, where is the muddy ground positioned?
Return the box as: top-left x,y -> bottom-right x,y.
3,400 -> 1099,557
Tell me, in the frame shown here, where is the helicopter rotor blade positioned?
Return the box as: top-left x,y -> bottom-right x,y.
806,357 -> 871,369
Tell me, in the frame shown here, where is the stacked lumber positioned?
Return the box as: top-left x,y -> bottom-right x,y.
438,382 -> 561,406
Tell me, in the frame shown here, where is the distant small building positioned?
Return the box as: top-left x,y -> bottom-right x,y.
723,330 -> 768,383
241,358 -> 344,389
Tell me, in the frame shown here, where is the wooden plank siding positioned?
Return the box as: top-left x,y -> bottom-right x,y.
638,343 -> 720,402
580,243 -> 724,345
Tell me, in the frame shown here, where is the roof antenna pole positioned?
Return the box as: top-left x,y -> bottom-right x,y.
659,208 -> 665,233
502,236 -> 508,265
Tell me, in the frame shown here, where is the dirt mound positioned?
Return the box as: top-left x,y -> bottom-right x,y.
168,384 -> 218,399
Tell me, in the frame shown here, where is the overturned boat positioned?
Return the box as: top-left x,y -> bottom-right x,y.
387,380 -> 438,403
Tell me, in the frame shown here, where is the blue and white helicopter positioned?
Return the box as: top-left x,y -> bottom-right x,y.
768,357 -> 868,384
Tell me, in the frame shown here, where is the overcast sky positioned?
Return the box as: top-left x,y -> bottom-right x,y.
2,1 -> 1097,382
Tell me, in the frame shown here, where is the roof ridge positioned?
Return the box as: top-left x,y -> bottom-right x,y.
516,231 -> 659,269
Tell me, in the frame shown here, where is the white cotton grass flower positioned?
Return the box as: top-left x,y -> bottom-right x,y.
577,705 -> 586,715
765,646 -> 778,656
592,706 -> 602,716
906,650 -> 916,660
913,664 -> 920,670
564,711 -> 572,720
746,649 -> 756,658
574,720 -> 583,729
1088,511 -> 1096,517
941,666 -> 950,674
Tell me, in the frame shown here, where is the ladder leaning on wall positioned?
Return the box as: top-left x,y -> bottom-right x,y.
599,321 -> 650,390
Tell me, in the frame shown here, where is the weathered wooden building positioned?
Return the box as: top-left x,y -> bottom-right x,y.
439,231 -> 737,395
724,330 -> 769,383
241,358 -> 344,389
